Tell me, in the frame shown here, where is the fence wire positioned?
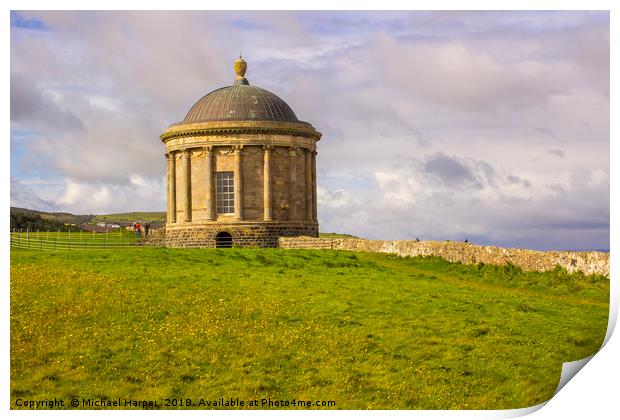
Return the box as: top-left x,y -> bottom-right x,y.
10,230 -> 142,250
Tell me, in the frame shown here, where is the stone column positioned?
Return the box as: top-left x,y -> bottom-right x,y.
263,145 -> 273,221
181,149 -> 192,223
305,148 -> 313,222
288,147 -> 297,220
234,145 -> 243,221
204,146 -> 215,221
166,152 -> 176,224
311,150 -> 317,222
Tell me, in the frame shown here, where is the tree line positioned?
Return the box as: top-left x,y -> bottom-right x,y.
10,211 -> 77,232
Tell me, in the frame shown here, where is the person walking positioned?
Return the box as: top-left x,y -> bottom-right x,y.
144,222 -> 150,238
134,221 -> 141,238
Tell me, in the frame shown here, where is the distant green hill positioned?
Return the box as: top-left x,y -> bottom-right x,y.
10,207 -> 93,231
9,207 -> 167,229
93,212 -> 167,224
11,207 -> 166,227
10,207 -> 354,235
11,207 -> 93,225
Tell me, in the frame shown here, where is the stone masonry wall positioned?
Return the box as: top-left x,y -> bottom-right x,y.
165,223 -> 318,248
278,237 -> 610,276
140,228 -> 167,247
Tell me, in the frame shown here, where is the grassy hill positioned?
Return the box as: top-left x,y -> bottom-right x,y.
10,248 -> 608,409
10,207 -> 93,225
10,207 -> 94,230
93,212 -> 167,224
9,207 -> 167,230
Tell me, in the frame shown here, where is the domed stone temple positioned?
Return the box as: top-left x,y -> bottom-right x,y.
161,56 -> 321,247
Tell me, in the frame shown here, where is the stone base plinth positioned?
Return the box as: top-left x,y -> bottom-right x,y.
165,222 -> 318,248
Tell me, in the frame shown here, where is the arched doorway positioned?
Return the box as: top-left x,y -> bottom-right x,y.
215,231 -> 233,248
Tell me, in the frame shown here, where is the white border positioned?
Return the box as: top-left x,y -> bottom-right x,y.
3,1 -> 616,419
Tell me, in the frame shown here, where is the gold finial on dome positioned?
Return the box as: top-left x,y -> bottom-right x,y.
233,54 -> 249,85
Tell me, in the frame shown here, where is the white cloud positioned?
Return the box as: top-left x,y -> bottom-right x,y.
588,169 -> 609,187
49,177 -> 165,214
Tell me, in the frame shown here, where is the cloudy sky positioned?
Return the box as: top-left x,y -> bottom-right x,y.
10,10 -> 609,250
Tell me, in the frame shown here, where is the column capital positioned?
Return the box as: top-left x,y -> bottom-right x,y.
288,147 -> 299,156
203,145 -> 213,155
232,145 -> 244,154
165,151 -> 175,160
181,149 -> 192,158
263,145 -> 274,152
311,150 -> 318,156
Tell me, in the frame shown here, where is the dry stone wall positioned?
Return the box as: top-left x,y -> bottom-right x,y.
278,237 -> 610,276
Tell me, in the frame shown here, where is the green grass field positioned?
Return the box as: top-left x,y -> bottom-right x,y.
10,248 -> 609,409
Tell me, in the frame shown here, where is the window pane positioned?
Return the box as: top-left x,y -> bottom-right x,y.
216,171 -> 234,214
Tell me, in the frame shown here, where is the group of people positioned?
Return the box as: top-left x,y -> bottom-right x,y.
132,221 -> 150,238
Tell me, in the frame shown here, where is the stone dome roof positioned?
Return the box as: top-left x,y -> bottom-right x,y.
183,85 -> 299,124
182,56 -> 298,124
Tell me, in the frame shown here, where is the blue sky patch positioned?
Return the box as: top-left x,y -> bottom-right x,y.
10,11 -> 47,31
